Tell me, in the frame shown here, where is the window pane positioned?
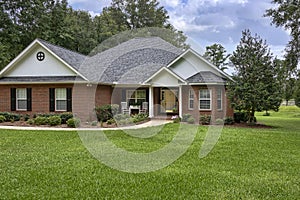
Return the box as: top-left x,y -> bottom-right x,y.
200,89 -> 210,98
56,88 -> 66,99
56,100 -> 67,111
137,90 -> 146,98
189,100 -> 194,109
17,88 -> 26,99
17,100 -> 27,110
200,100 -> 210,110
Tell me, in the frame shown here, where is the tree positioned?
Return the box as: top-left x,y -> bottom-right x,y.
228,29 -> 282,122
95,0 -> 187,49
203,43 -> 230,71
295,78 -> 300,107
265,0 -> 300,70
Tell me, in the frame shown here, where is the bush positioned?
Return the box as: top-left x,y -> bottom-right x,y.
234,112 -> 249,123
187,117 -> 195,124
27,119 -> 34,125
200,115 -> 211,125
34,116 -> 48,125
48,116 -> 62,126
67,118 -> 81,128
22,114 -> 30,121
215,118 -> 224,125
114,114 -> 130,121
0,115 -> 6,123
171,115 -> 181,123
106,118 -> 116,125
182,114 -> 192,122
224,117 -> 234,125
131,113 -> 148,123
0,112 -> 21,122
91,121 -> 98,126
95,104 -> 119,122
59,112 -> 73,124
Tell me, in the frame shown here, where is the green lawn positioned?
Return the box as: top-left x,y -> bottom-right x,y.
0,107 -> 299,199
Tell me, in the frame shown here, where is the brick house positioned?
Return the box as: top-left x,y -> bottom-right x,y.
0,37 -> 233,121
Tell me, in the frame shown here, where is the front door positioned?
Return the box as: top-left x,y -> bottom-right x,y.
160,88 -> 178,114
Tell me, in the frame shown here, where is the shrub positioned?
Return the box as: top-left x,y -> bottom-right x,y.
200,115 -> 211,125
224,117 -> 234,125
182,114 -> 192,122
0,112 -> 21,122
48,116 -> 62,126
27,119 -> 35,125
187,117 -> 195,124
95,104 -> 119,122
0,115 -> 6,123
67,118 -> 81,128
172,115 -> 181,123
91,121 -> 98,126
34,116 -> 48,125
215,118 -> 224,125
131,113 -> 149,123
107,118 -> 116,125
22,114 -> 30,121
59,112 -> 73,124
234,112 -> 249,123
114,114 -> 130,121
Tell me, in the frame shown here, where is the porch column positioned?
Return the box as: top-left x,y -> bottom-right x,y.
149,86 -> 154,118
179,85 -> 183,118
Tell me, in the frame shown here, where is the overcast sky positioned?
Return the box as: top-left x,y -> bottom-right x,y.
69,0 -> 290,58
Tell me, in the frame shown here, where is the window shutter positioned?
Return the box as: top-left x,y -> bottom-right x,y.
26,88 -> 32,111
11,88 -> 16,111
49,88 -> 55,112
66,88 -> 72,112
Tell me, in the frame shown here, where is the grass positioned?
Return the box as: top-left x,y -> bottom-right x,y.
0,107 -> 299,199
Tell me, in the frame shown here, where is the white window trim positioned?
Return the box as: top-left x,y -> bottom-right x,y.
188,89 -> 194,110
16,88 -> 27,111
199,89 -> 212,111
217,88 -> 223,111
55,88 -> 67,111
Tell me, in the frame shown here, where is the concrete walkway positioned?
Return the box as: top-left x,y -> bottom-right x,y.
0,119 -> 172,131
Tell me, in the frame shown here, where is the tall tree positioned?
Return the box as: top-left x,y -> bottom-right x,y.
203,43 -> 230,71
94,0 -> 187,50
228,29 -> 282,122
265,0 -> 300,71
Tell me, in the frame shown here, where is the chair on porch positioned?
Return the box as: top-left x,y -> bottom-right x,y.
140,102 -> 148,114
121,102 -> 130,115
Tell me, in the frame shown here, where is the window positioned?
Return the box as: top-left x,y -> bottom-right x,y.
16,88 -> 27,110
49,88 -> 72,112
199,89 -> 211,110
188,89 -> 194,110
126,90 -> 146,105
55,88 -> 67,111
217,89 -> 222,110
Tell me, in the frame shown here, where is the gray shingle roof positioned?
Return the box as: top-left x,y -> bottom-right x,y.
79,37 -> 183,83
186,71 -> 226,84
37,39 -> 88,71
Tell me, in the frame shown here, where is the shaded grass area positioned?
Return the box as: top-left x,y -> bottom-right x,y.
0,108 -> 299,199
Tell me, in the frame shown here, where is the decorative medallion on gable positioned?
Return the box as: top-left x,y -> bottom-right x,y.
36,51 -> 45,61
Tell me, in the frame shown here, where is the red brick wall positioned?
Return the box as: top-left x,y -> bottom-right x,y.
0,84 -> 73,115
181,85 -> 234,123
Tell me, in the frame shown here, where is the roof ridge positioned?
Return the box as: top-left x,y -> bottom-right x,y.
36,38 -> 89,58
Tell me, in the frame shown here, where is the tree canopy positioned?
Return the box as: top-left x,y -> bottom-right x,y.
203,43 -> 230,71
0,0 -> 186,70
265,0 -> 300,72
228,29 -> 282,122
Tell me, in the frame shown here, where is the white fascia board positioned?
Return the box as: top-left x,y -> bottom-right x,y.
144,67 -> 187,84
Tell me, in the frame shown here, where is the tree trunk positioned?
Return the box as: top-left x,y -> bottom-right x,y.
286,99 -> 289,106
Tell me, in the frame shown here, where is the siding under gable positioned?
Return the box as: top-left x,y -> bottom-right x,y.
4,46 -> 77,77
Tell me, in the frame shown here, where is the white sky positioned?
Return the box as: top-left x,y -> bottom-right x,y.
68,0 -> 290,59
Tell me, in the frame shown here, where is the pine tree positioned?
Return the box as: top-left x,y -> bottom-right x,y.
228,29 -> 282,122
203,44 -> 230,71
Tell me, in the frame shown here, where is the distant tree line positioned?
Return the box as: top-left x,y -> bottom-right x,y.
0,0 -> 186,70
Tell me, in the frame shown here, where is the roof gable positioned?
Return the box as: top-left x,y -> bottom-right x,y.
168,49 -> 232,81
0,39 -> 88,80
